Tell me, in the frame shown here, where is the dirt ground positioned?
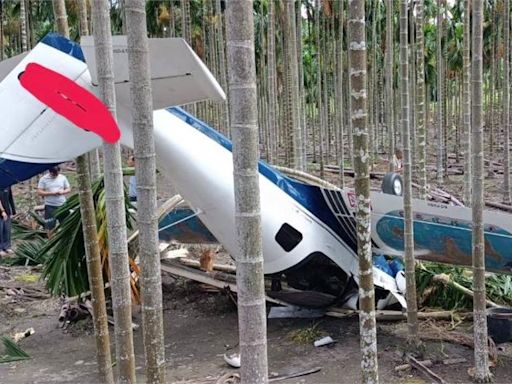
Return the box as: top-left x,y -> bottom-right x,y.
1,265 -> 512,384
2,156 -> 512,383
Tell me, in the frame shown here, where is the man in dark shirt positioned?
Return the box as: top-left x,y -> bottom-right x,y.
0,186 -> 16,256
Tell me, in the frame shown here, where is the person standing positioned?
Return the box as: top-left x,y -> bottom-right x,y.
37,166 -> 71,230
0,186 -> 15,256
127,155 -> 137,202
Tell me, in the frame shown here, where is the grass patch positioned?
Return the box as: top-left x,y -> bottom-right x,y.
288,322 -> 325,344
14,272 -> 40,283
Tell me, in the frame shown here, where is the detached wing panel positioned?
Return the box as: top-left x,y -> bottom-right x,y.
81,36 -> 226,110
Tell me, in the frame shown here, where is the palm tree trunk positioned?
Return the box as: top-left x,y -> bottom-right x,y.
463,0 -> 472,206
76,156 -> 115,384
436,0 -> 444,184
51,2 -> 114,382
124,1 -> 166,381
442,3 -> 448,179
315,1 -> 325,176
225,1 -> 268,382
180,0 -> 196,116
416,0 -> 427,199
0,1 -> 3,61
296,1 -> 307,168
471,1 -> 492,381
77,0 -> 102,181
400,0 -> 419,342
283,0 -> 303,171
348,0 -> 379,382
20,0 -> 27,52
215,0 -> 229,135
386,0 -> 395,172
337,0 -> 345,188
409,4 -> 417,178
78,0 -> 89,35
53,0 -> 69,36
504,0 -> 511,204
91,1 -> 136,382
267,0 -> 277,164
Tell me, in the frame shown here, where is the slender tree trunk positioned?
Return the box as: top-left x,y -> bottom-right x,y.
409,5 -> 417,178
386,0 -> 395,172
349,1 -> 379,382
77,0 -> 102,181
471,1 -> 492,382
0,1 -> 3,61
369,0 -> 378,166
504,0 -> 511,204
337,0 -> 345,188
315,1 -> 325,176
181,0 -> 196,115
442,3 -> 448,178
463,0 -> 472,206
436,0 -> 444,183
124,1 -> 166,382
51,2 -> 114,382
400,0 -> 419,342
78,0 -> 89,35
20,0 -> 27,52
225,1 -> 268,382
416,0 -> 427,199
215,0 -> 229,135
283,0 -> 304,171
266,0 -> 277,164
296,1 -> 307,168
92,2 -> 137,382
76,156 -> 115,384
53,0 -> 69,36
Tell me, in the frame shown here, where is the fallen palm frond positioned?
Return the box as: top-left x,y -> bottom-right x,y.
416,262 -> 512,310
12,177 -> 135,299
0,336 -> 31,363
11,211 -> 47,241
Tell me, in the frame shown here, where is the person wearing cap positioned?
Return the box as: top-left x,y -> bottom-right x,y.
37,166 -> 71,231
0,187 -> 15,257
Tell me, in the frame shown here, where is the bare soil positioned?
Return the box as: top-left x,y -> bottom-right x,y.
1,265 -> 512,384
3,155 -> 512,383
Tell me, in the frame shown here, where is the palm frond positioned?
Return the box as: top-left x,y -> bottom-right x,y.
13,176 -> 136,298
416,262 -> 512,310
0,337 -> 30,363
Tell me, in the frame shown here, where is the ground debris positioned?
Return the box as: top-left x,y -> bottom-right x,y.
408,355 -> 447,384
418,320 -> 498,364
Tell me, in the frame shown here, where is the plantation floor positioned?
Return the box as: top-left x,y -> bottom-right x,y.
1,266 -> 512,384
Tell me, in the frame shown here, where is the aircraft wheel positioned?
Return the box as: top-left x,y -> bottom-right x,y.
382,172 -> 403,196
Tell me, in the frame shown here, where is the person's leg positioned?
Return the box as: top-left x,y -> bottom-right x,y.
0,219 -> 6,254
44,205 -> 57,234
4,218 -> 13,253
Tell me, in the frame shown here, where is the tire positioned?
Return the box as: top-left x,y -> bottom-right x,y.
382,172 -> 403,196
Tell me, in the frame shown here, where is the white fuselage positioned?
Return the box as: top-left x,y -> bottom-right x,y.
0,36 -> 403,306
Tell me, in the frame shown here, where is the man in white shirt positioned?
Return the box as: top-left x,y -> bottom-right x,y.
37,166 -> 71,231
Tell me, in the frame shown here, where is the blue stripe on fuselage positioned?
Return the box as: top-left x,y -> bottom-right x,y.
41,33 -> 85,62
167,106 -> 355,253
0,158 -> 58,188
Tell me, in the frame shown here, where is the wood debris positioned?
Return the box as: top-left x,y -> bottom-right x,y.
408,355 -> 447,384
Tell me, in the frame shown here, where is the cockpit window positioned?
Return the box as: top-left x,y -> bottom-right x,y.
275,223 -> 303,252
